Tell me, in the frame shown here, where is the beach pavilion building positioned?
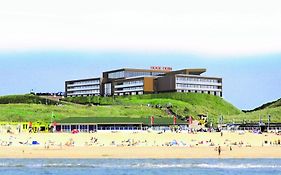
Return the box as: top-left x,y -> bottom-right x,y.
54,117 -> 189,132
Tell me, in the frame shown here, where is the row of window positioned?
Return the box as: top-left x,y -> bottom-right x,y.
116,86 -> 144,92
124,80 -> 143,85
123,87 -> 143,91
177,90 -> 222,96
116,91 -> 144,96
122,80 -> 143,86
176,77 -> 219,83
68,80 -> 100,86
68,90 -> 100,95
108,71 -> 162,79
108,71 -> 125,79
125,71 -> 162,78
176,84 -> 220,89
67,85 -> 100,90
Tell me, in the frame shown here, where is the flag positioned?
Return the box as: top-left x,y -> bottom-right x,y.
268,115 -> 271,122
150,116 -> 154,125
189,116 -> 193,125
173,116 -> 177,125
52,112 -> 55,119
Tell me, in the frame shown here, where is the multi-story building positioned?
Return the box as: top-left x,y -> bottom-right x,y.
156,69 -> 222,97
65,67 -> 222,97
102,68 -> 168,96
65,78 -> 102,97
113,77 -> 155,96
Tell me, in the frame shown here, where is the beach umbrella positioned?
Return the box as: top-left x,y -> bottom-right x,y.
71,129 -> 79,134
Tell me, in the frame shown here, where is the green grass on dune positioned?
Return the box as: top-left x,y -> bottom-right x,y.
2,92 -> 281,123
118,93 -> 241,118
0,104 -> 167,122
0,94 -> 58,105
226,106 -> 281,123
244,98 -> 281,112
0,92 -> 242,122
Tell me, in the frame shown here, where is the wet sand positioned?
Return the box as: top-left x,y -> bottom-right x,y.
0,146 -> 281,158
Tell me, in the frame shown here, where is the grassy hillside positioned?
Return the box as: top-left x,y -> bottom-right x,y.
226,106 -> 281,123
243,98 -> 281,112
227,98 -> 281,123
63,93 -> 242,121
0,93 -> 242,123
116,93 -> 241,117
0,104 -> 167,122
0,94 -> 58,105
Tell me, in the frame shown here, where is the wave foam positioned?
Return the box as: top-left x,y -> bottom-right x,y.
0,162 -> 280,169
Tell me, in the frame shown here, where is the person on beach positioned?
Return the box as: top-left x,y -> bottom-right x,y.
218,146 -> 221,155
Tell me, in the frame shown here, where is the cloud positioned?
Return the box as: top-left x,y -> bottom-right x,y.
0,0 -> 281,56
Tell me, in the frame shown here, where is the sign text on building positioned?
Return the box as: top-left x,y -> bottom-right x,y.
150,66 -> 173,71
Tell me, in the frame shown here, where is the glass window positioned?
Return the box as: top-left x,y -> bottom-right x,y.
108,71 -> 125,79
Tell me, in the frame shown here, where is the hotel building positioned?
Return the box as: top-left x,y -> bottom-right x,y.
65,67 -> 222,97
65,78 -> 102,97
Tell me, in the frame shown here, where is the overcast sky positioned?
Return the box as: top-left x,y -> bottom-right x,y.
0,0 -> 281,110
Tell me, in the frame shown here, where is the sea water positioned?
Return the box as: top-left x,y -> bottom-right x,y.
0,159 -> 280,175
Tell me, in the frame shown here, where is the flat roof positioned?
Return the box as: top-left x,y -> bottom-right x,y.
167,68 -> 207,75
175,74 -> 222,80
114,76 -> 158,82
65,68 -> 214,83
103,68 -> 170,74
66,77 -> 101,83
57,117 -> 187,125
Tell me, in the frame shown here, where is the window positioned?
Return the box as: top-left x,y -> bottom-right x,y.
108,71 -> 125,79
124,71 -> 158,78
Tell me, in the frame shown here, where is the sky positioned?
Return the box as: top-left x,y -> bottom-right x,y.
0,0 -> 281,110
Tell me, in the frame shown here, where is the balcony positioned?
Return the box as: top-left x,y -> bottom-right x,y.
176,80 -> 222,86
67,87 -> 100,92
67,82 -> 100,87
67,91 -> 100,96
114,83 -> 144,88
114,88 -> 144,93
176,86 -> 222,92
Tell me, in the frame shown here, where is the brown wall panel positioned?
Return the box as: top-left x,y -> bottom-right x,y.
143,77 -> 155,92
156,75 -> 176,92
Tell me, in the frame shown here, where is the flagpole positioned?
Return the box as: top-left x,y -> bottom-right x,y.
268,114 -> 271,132
51,112 -> 54,123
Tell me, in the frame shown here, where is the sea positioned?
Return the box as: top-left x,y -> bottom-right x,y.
0,159 -> 280,175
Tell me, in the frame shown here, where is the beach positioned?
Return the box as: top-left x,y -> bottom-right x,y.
0,131 -> 280,158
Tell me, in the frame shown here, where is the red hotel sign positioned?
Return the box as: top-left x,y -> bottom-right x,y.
150,66 -> 173,71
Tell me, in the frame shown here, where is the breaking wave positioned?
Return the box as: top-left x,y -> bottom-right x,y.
0,162 -> 280,169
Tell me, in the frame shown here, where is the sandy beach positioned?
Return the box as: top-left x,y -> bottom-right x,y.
0,131 -> 280,158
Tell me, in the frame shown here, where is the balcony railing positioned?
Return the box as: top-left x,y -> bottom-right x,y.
67,82 -> 100,87
67,87 -> 100,92
114,83 -> 144,88
176,86 -> 222,92
114,88 -> 144,93
176,80 -> 222,86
